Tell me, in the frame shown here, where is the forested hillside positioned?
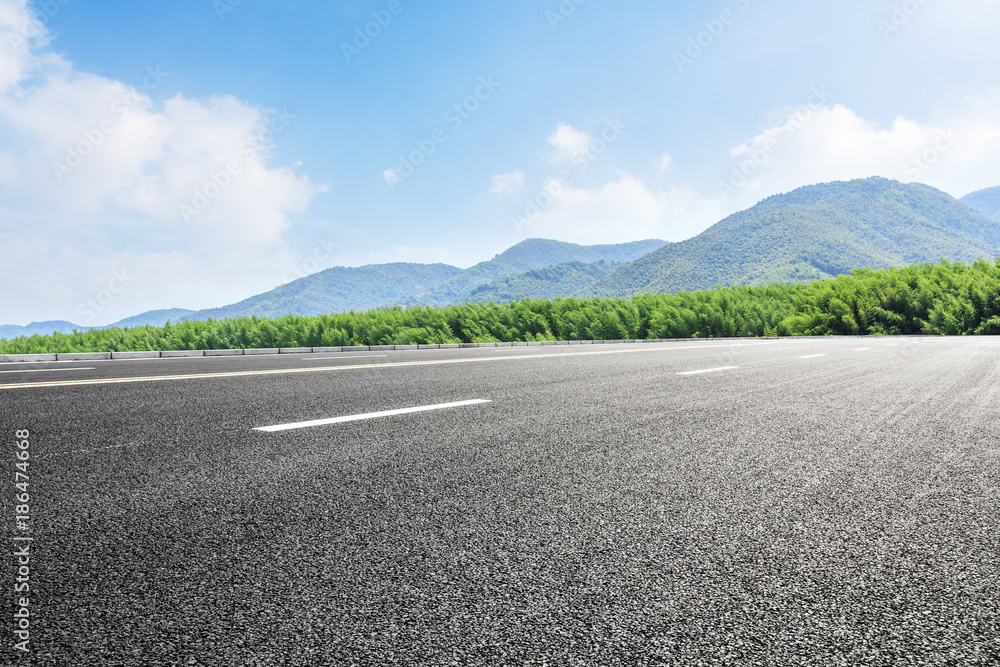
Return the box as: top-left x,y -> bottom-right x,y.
4,258 -> 1000,354
186,263 -> 462,321
465,261 -> 616,303
406,238 -> 666,307
961,186 -> 1000,221
587,177 -> 1000,298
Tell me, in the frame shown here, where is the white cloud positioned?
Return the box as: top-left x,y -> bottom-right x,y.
716,97 -> 1000,208
659,153 -> 673,170
0,0 -> 48,92
0,0 -> 326,324
485,170 -> 524,196
547,122 -> 591,163
516,172 -> 723,245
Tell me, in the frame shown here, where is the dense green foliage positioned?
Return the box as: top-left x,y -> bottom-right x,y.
406,238 -> 666,307
465,261 -> 616,303
4,259 -> 1000,354
588,177 -> 1000,297
961,186 -> 1000,221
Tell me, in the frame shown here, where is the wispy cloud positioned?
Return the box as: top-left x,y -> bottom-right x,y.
547,122 -> 592,163
485,170 -> 524,196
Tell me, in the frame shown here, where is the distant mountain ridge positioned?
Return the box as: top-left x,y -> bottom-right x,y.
7,178 -> 999,338
2,240 -> 666,338
186,239 -> 668,320
0,309 -> 196,340
961,187 -> 1000,221
586,177 -> 1000,298
185,263 -> 462,321
405,238 -> 668,307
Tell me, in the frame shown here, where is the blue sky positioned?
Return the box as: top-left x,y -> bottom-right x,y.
2,0 -> 1000,324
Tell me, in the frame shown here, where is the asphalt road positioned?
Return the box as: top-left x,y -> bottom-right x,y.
2,337 -> 998,666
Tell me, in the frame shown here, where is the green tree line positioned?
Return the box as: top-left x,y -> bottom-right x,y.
4,259 -> 1000,354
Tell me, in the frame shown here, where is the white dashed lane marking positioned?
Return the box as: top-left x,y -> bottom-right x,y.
676,366 -> 739,376
305,355 -> 389,361
254,399 -> 492,433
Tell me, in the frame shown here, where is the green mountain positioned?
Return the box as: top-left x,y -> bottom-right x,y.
961,186 -> 1000,221
186,263 -> 462,321
587,177 -> 1000,298
109,308 -> 195,328
465,261 -> 618,304
407,238 -> 667,307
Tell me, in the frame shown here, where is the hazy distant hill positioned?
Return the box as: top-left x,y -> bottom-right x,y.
407,238 -> 667,307
961,186 -> 1000,221
185,263 -> 462,321
16,178 -> 996,333
587,177 -> 1000,297
0,309 -> 197,340
185,240 -> 667,319
0,321 -> 85,339
3,240 -> 668,333
111,308 -> 195,329
465,261 -> 618,304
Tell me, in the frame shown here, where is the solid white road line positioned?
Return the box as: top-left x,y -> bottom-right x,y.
255,399 -> 492,433
0,367 -> 95,374
853,348 -> 871,351
677,366 -> 739,375
0,341 -> 784,391
305,355 -> 389,361
798,354 -> 827,359
0,356 -> 268,366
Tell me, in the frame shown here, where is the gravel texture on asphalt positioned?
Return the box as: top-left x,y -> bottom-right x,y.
1,337 -> 998,665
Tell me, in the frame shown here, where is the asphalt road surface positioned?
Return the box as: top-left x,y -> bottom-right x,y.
2,337 -> 998,666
